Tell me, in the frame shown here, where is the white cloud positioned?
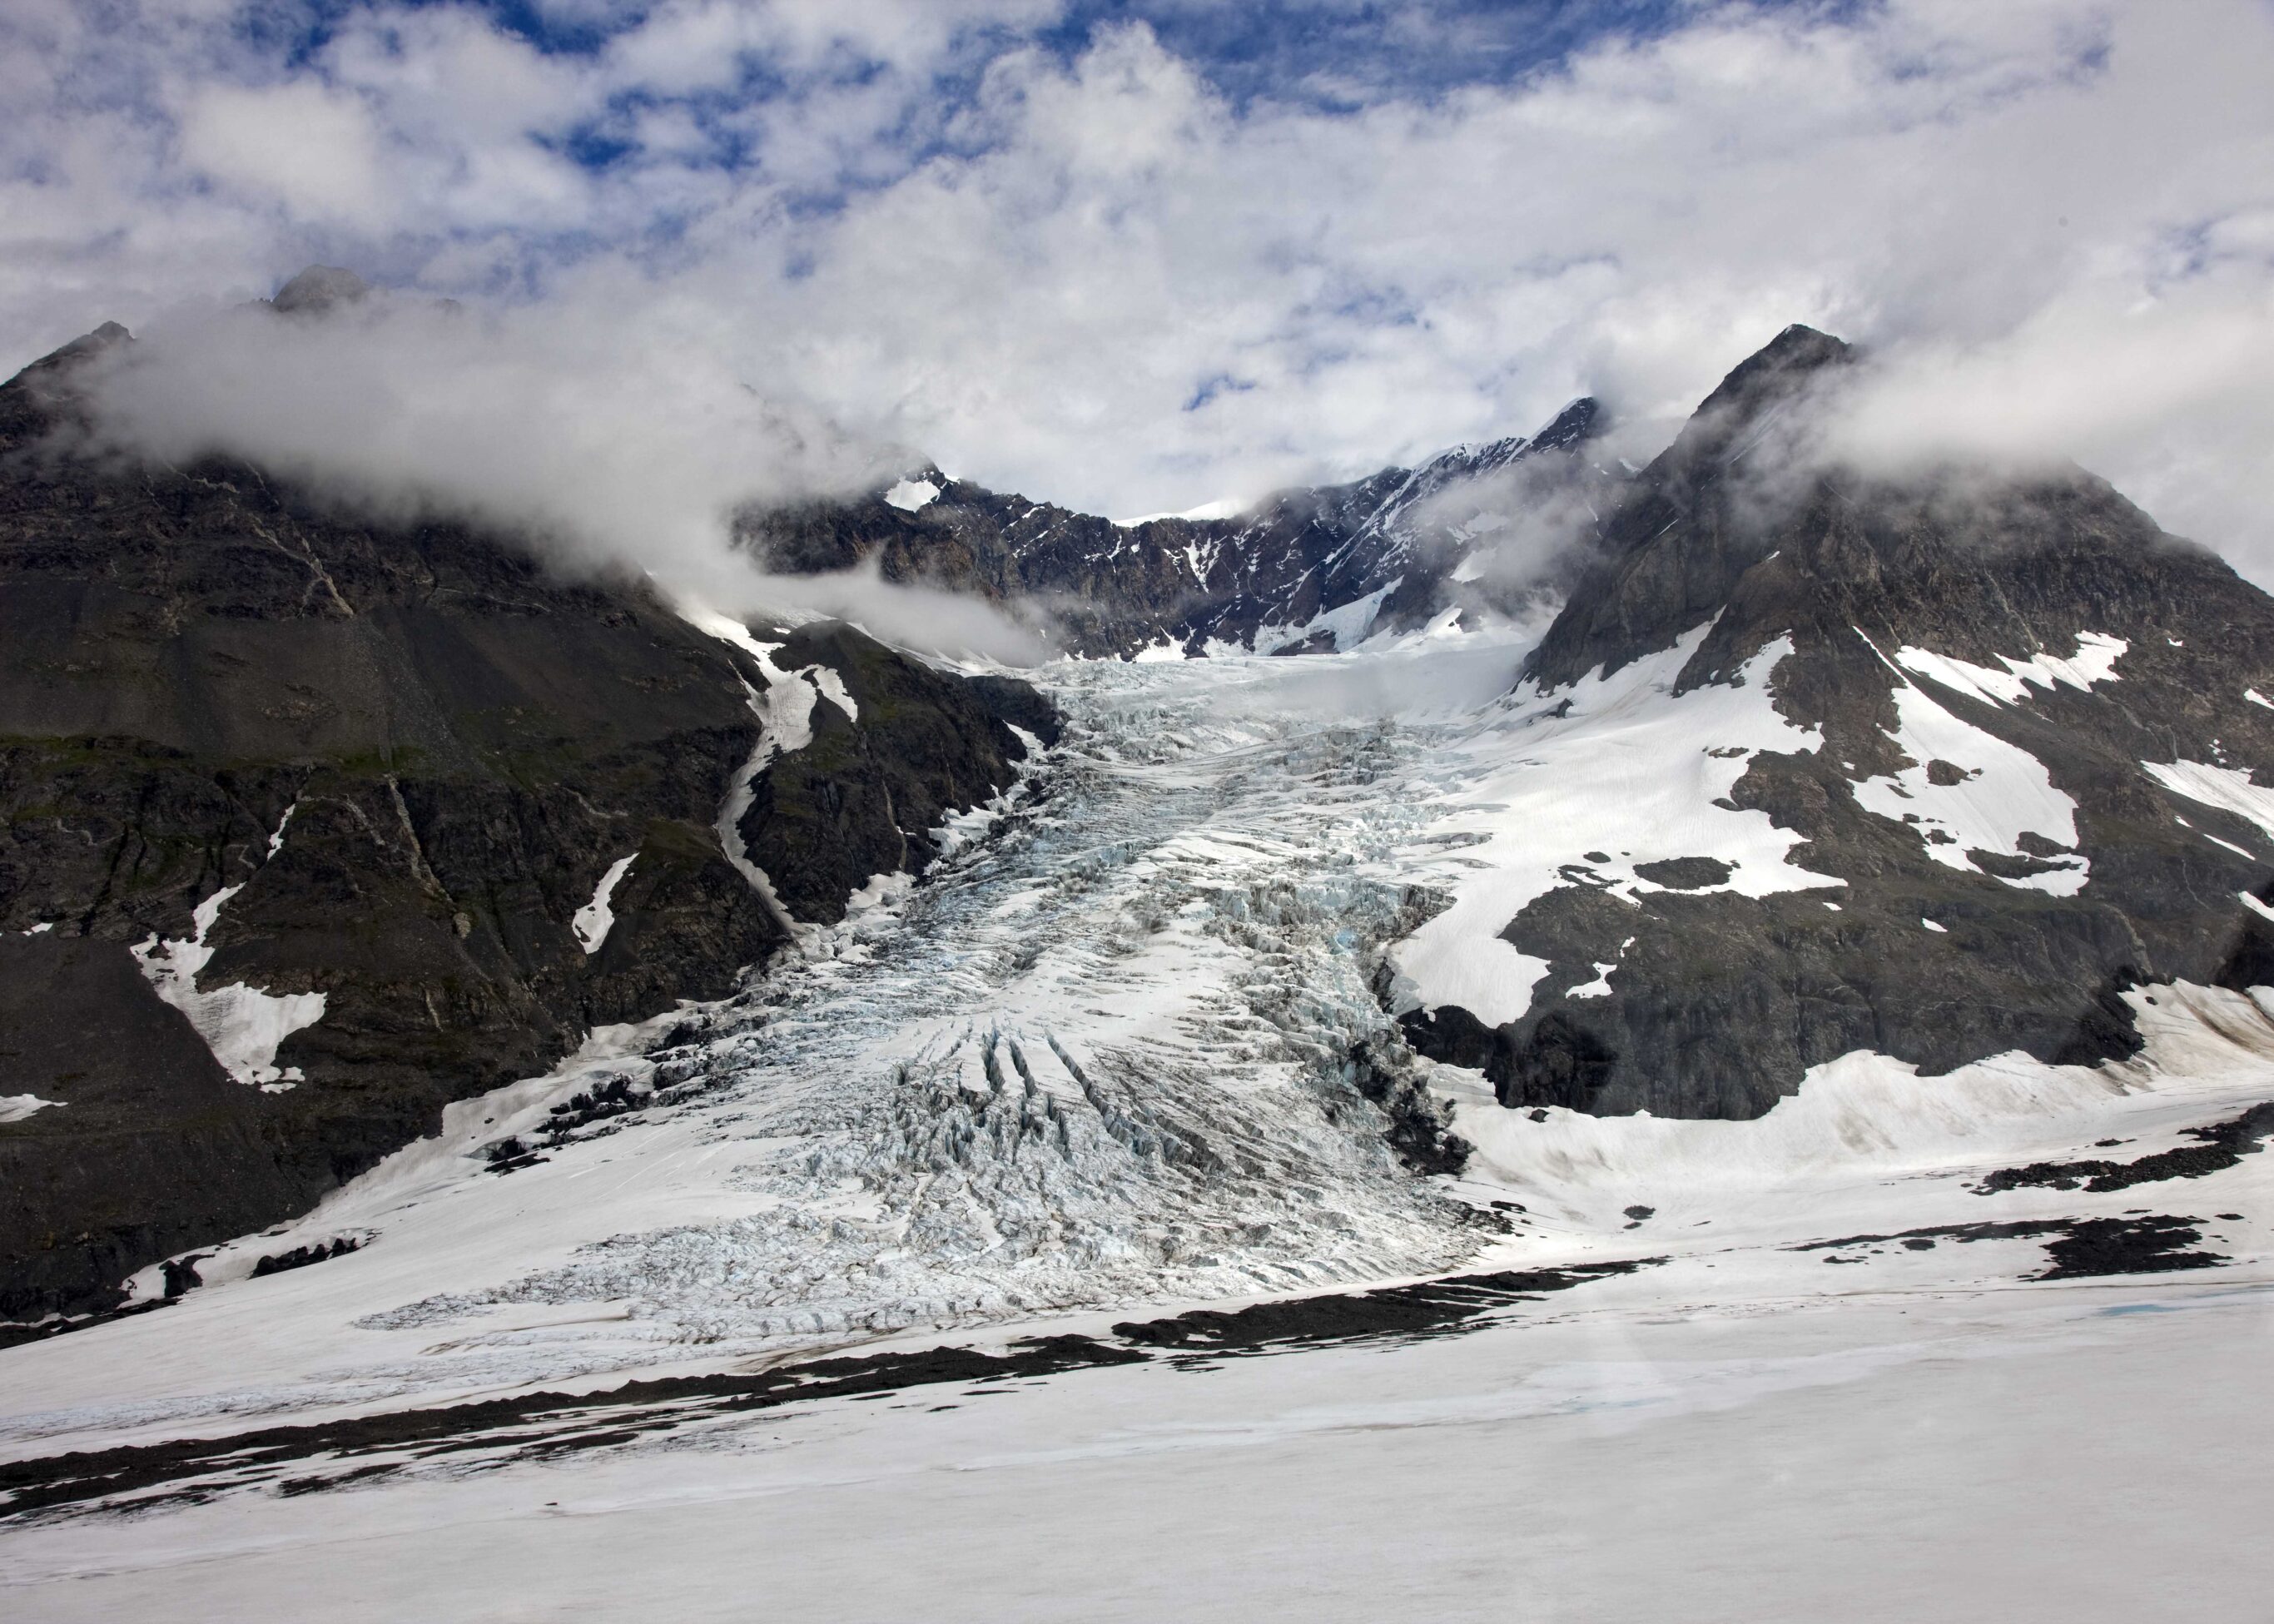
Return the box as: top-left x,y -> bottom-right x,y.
178,82 -> 397,231
5,0 -> 2274,586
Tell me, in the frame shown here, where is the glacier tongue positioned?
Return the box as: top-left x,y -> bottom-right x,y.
369,653 -> 1491,1344
105,638 -> 1537,1416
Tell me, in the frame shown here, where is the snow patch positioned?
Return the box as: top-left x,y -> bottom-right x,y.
2144,759 -> 2274,841
1854,640 -> 2088,895
716,677 -> 801,937
882,479 -> 939,512
1447,992 -> 2235,1204
573,855 -> 638,955
807,663 -> 858,723
1255,579 -> 1402,657
677,602 -> 782,667
1566,937 -> 1635,1000
1390,626 -> 1840,1027
1894,631 -> 2127,707
0,1094 -> 61,1123
129,806 -> 325,1090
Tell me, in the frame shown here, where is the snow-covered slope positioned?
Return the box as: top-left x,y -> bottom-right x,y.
1408,325 -> 2274,1120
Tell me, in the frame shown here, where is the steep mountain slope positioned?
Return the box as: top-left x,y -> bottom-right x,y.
1397,325 -> 2274,1117
0,313 -> 1051,1322
742,399 -> 1616,657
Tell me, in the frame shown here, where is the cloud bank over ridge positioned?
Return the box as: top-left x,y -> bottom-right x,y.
5,1 -> 2274,581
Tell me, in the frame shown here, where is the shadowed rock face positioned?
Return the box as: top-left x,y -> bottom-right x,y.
738,621 -> 1035,925
739,398 -> 1619,658
1403,325 -> 2274,1120
0,315 -> 1055,1319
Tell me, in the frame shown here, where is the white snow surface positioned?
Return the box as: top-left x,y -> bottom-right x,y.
2143,757 -> 2274,842
1854,638 -> 2088,895
8,1272 -> 2273,1621
882,478 -> 939,512
127,806 -> 325,1090
572,855 -> 638,955
0,1095 -> 61,1124
1894,630 -> 2128,706
7,980 -> 2274,1619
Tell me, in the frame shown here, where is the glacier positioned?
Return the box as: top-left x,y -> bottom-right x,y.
3,623 -> 2272,1622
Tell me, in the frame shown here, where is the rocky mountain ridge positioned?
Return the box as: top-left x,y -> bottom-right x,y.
742,396 -> 1618,658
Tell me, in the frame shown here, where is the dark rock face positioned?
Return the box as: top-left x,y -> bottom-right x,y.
0,318 -> 1055,1319
740,398 -> 1618,658
0,931 -> 308,1319
1405,324 -> 2274,1120
737,621 -> 1040,925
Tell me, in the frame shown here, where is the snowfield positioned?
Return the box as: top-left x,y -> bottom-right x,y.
3,623 -> 2272,1619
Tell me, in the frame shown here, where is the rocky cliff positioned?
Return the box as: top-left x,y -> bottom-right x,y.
0,310 -> 1053,1322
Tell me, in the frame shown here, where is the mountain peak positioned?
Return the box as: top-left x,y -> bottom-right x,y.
1696,323 -> 1853,420
30,320 -> 132,375
1527,395 -> 1602,455
271,265 -> 370,316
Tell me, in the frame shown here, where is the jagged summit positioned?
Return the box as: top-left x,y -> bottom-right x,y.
1521,321 -> 2212,693
15,320 -> 131,380
1525,395 -> 1602,454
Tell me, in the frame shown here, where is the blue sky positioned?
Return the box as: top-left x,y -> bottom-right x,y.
206,0 -> 1704,232
4,1 -> 2273,580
